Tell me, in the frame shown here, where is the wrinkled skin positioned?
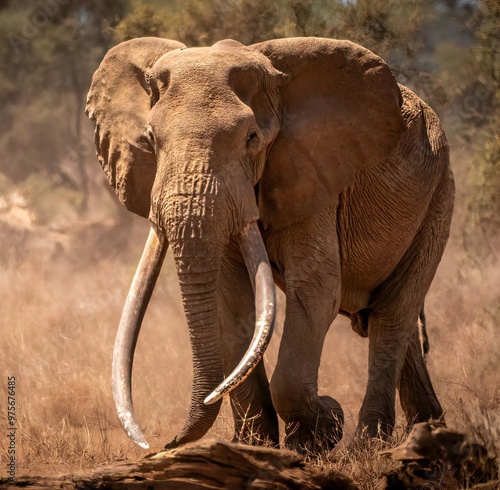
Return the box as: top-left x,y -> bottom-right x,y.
86,37 -> 454,452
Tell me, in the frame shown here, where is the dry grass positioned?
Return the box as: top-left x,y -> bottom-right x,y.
0,160 -> 499,486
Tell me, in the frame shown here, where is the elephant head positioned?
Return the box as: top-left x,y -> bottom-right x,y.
86,36 -> 404,449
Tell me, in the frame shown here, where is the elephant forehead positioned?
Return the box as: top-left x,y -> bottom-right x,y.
152,45 -> 267,85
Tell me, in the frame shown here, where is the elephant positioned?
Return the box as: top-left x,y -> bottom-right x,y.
86,36 -> 454,452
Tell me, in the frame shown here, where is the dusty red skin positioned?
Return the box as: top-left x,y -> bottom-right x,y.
87,37 -> 453,451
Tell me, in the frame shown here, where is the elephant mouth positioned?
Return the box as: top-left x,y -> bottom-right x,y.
111,220 -> 276,449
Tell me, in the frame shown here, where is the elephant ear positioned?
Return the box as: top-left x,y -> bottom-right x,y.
251,38 -> 405,230
86,37 -> 185,218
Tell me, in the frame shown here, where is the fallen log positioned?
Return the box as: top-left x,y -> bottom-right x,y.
383,423 -> 499,489
2,438 -> 358,489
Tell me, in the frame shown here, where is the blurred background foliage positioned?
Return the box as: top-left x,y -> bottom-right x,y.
0,0 -> 498,255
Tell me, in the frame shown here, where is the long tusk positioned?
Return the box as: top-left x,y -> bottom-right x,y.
112,227 -> 168,449
204,221 -> 276,405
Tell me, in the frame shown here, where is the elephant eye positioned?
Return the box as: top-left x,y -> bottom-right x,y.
146,126 -> 156,147
246,129 -> 258,146
145,72 -> 160,108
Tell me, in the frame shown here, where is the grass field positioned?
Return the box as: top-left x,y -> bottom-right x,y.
0,153 -> 499,487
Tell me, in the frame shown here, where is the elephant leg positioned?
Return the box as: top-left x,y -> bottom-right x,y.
398,326 -> 443,424
358,175 -> 452,438
267,210 -> 344,452
218,240 -> 279,446
357,313 -> 417,437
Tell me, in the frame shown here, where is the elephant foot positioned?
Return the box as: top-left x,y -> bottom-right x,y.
284,396 -> 344,453
356,410 -> 395,440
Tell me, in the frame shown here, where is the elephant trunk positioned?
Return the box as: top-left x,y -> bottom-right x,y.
167,221 -> 276,447
156,152 -> 276,444
167,254 -> 224,447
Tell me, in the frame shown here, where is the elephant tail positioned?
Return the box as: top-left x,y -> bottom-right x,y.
419,305 -> 430,359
